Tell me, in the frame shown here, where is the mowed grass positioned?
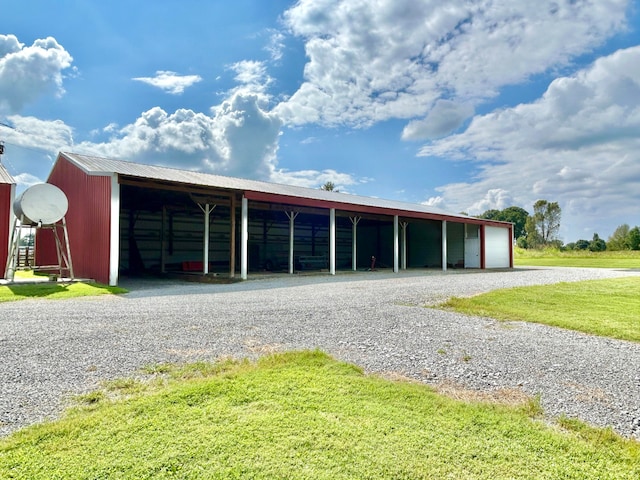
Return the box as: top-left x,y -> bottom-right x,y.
441,277 -> 640,342
1,351 -> 638,479
0,272 -> 126,302
514,248 -> 640,268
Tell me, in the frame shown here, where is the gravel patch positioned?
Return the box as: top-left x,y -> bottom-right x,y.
1,266 -> 639,439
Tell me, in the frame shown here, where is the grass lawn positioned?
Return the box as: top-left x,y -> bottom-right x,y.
514,248 -> 640,268
440,277 -> 640,342
1,351 -> 638,479
0,271 -> 126,302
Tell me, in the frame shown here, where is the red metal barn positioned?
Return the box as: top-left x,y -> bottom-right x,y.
0,165 -> 16,273
39,152 -> 513,286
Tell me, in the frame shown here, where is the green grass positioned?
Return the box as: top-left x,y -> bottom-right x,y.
1,351 -> 638,479
441,277 -> 640,342
0,272 -> 127,303
514,248 -> 640,268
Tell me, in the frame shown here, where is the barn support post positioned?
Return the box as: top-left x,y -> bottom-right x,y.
229,194 -> 236,278
160,206 -> 167,274
329,208 -> 336,275
393,215 -> 399,273
197,203 -> 216,275
109,174 -> 120,286
350,215 -> 361,271
241,196 -> 248,280
400,221 -> 408,270
285,211 -> 298,274
442,220 -> 448,271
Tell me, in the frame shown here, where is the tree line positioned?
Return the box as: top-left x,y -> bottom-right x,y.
477,200 -> 640,251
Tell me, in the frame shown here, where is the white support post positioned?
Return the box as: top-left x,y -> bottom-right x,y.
401,221 -> 408,270
350,216 -> 361,271
241,196 -> 248,280
393,215 -> 399,273
442,220 -> 447,271
285,211 -> 298,274
329,208 -> 336,275
197,203 -> 216,275
109,175 -> 120,286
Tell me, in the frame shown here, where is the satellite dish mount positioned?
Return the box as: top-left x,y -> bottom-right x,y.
4,183 -> 74,282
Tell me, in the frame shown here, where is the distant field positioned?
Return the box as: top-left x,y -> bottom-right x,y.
514,248 -> 640,268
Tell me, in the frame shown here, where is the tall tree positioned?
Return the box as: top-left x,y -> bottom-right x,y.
532,200 -> 561,245
607,224 -> 630,251
629,226 -> 640,250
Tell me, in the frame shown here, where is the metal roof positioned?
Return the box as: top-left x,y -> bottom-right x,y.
0,163 -> 16,184
58,151 -> 505,225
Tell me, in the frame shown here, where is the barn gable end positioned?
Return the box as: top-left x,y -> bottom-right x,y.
38,156 -> 114,284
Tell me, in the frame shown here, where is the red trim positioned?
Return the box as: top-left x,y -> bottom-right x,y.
480,224 -> 486,269
509,224 -> 514,268
243,191 -> 511,227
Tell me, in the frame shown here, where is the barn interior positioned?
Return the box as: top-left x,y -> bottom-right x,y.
117,182 -> 474,278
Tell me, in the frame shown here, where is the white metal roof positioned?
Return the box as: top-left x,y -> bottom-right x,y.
58,151 -> 497,224
0,164 -> 15,184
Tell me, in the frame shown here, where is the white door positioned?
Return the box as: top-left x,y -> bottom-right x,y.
485,226 -> 511,268
464,238 -> 480,268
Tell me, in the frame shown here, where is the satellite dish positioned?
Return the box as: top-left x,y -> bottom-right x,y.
13,183 -> 69,226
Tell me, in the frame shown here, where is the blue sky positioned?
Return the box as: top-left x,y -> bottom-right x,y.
1,0 -> 639,242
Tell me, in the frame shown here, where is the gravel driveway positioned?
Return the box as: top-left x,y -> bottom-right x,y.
1,267 -> 639,439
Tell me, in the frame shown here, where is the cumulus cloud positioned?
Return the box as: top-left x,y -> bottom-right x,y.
72,90 -> 283,180
13,172 -> 42,188
402,100 -> 474,140
132,70 -> 202,94
418,46 -> 640,240
0,34 -> 73,113
270,168 -> 360,190
276,0 -> 628,129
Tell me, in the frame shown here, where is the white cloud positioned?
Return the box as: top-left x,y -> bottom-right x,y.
71,90 -> 282,181
0,34 -> 73,113
418,46 -> 640,241
3,115 -> 74,151
265,30 -> 286,61
402,100 -> 474,140
13,172 -> 42,188
270,168 -> 360,190
276,0 -> 628,129
132,70 -> 202,95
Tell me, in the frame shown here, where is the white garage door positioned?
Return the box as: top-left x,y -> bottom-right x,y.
485,226 -> 511,268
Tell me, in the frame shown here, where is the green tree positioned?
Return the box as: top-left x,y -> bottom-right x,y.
629,226 -> 640,250
524,216 -> 542,248
478,209 -> 501,220
500,206 -> 529,240
575,239 -> 590,250
320,181 -> 337,192
607,224 -> 630,251
589,233 -> 607,252
531,200 -> 561,245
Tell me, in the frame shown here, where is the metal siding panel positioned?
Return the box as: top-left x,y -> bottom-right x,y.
41,158 -> 112,284
0,184 -> 12,271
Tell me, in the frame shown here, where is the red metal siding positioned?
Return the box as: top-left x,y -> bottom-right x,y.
0,184 -> 12,271
37,158 -> 112,284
